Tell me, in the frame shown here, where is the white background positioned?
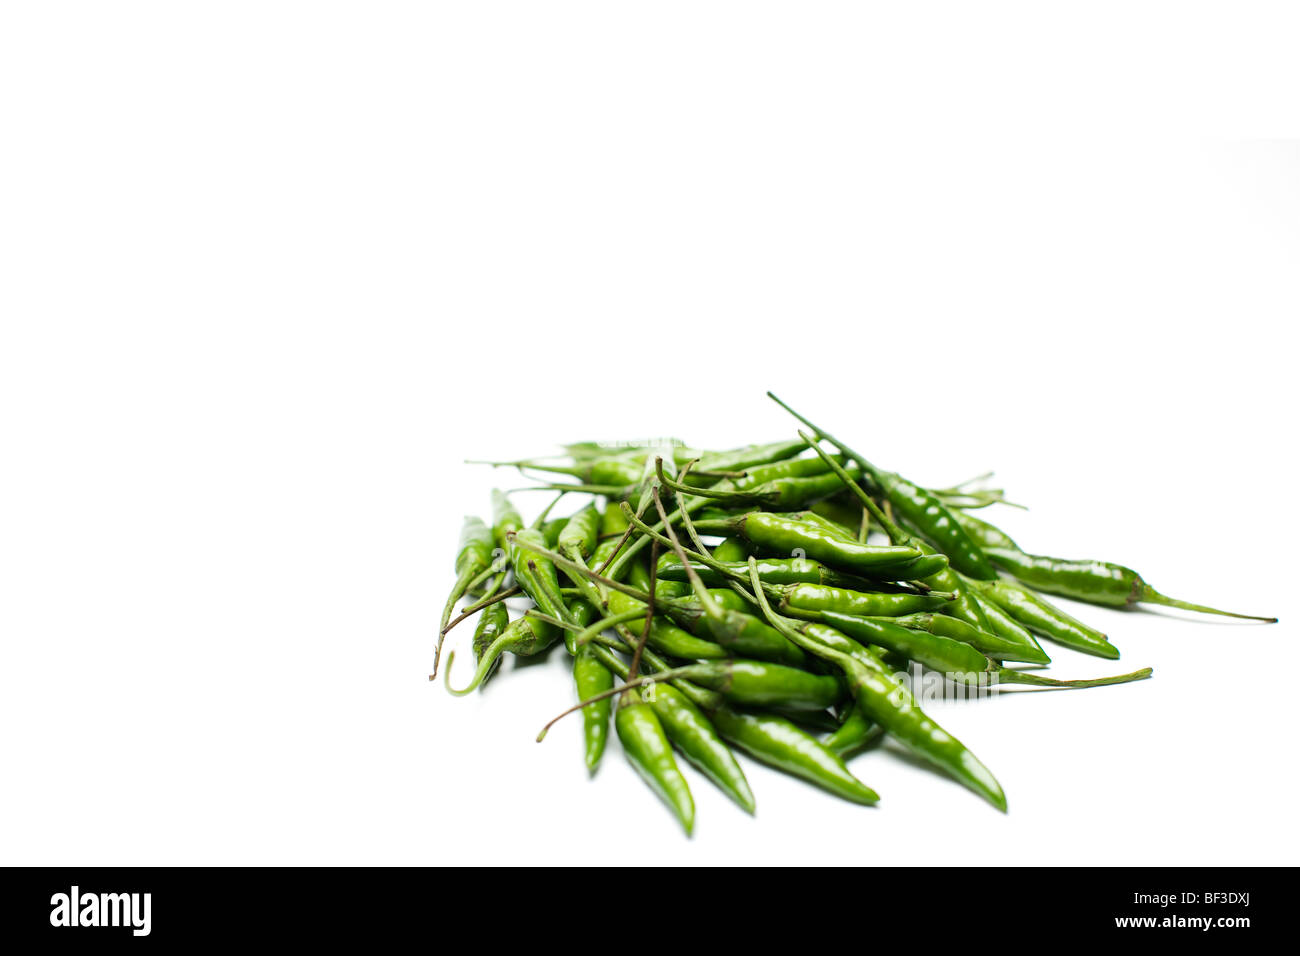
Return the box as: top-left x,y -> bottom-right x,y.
2,3 -> 1298,866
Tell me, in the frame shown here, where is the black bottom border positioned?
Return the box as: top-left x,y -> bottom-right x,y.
3,866 -> 1283,943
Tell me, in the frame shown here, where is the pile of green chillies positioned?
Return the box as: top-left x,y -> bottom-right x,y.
432,393 -> 1275,833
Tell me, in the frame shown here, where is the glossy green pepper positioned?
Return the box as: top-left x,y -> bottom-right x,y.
777,583 -> 951,620
655,556 -> 871,589
589,536 -> 630,581
732,453 -> 842,487
569,601 -> 613,771
642,553 -> 689,599
679,658 -> 844,712
782,509 -> 861,543
658,461 -> 862,511
691,512 -> 942,580
468,599 -> 509,686
714,705 -> 880,804
556,505 -> 609,611
616,697 -> 695,835
445,613 -> 560,695
951,508 -> 1020,551
450,516 -> 495,601
598,500 -> 630,541
490,488 -> 524,550
952,510 -> 1275,622
453,487 -> 523,602
809,495 -> 866,537
885,611 -> 1049,665
693,438 -> 806,475
710,536 -> 752,562
972,577 -> 1120,659
510,528 -> 578,645
558,504 -> 600,560
538,516 -> 566,548
985,547 -> 1275,622
433,515 -> 497,676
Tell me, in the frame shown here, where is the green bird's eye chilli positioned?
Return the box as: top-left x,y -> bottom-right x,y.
950,508 -> 1022,551
490,488 -> 524,549
444,613 -> 560,696
689,511 -> 942,580
884,611 -> 1050,664
951,498 -> 1275,622
656,456 -> 863,511
433,515 -> 496,677
984,548 -> 1276,622
654,556 -> 875,589
439,397 -> 1271,830
710,536 -> 752,562
567,599 -> 614,772
776,583 -> 952,620
969,576 -> 1119,659
466,599 -> 509,687
615,697 -> 696,836
509,528 -> 579,649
